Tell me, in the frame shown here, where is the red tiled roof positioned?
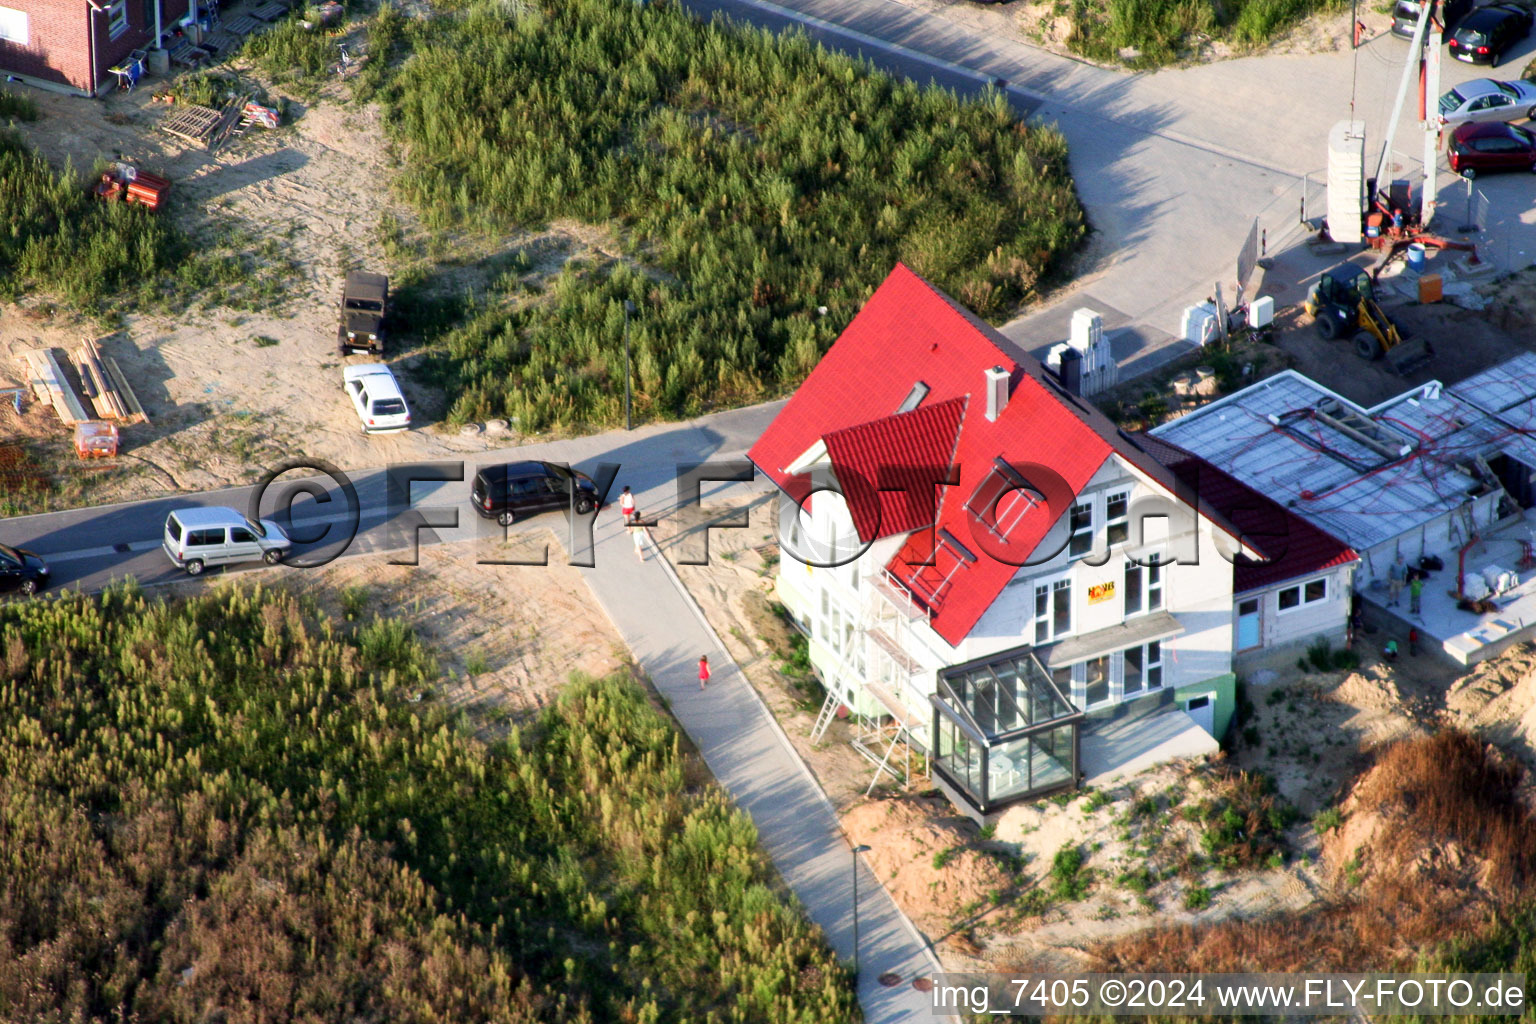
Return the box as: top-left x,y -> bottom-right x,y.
1134,433 -> 1358,593
822,397 -> 967,543
747,263 -> 1254,647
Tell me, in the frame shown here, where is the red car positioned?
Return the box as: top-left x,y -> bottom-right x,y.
1448,121 -> 1536,178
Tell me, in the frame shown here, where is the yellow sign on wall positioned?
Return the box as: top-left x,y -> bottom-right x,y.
1088,580 -> 1116,604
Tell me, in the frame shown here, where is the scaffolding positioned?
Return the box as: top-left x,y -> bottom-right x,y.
809,568 -> 938,796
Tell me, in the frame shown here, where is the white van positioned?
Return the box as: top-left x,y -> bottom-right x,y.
162,506 -> 292,576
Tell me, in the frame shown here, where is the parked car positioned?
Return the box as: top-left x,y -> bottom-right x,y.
344,363 -> 412,434
1391,0 -> 1475,39
1437,78 -> 1536,126
337,271 -> 389,355
1448,120 -> 1536,176
1448,3 -> 1533,65
162,507 -> 291,576
471,461 -> 600,527
0,542 -> 50,595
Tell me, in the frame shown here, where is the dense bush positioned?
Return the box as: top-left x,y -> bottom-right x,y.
0,131 -> 294,311
1067,0 -> 1345,67
0,583 -> 856,1022
381,0 -> 1084,430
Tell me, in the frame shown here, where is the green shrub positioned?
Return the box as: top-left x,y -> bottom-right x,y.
1184,885 -> 1213,910
1313,806 -> 1344,835
1067,0 -> 1343,68
375,0 -> 1084,430
0,132 -> 294,312
1051,845 -> 1090,900
0,88 -> 40,121
933,846 -> 956,870
0,583 -> 855,1021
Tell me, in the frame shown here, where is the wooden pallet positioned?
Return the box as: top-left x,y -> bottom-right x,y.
168,38 -> 209,67
197,28 -> 241,54
251,1 -> 288,20
222,13 -> 261,34
160,102 -> 225,146
21,349 -> 90,425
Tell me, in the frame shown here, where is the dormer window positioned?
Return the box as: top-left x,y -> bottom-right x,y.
896,381 -> 930,413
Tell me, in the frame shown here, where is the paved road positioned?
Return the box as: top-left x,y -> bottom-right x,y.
686,0 -> 1536,376
0,400 -> 949,1022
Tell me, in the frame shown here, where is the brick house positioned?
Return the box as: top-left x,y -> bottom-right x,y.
0,0 -> 191,96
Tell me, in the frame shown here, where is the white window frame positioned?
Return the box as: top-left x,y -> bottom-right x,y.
1068,499 -> 1094,559
1277,576 -> 1328,614
1104,489 -> 1130,547
0,6 -> 28,44
1033,576 -> 1072,645
1124,556 -> 1163,615
106,0 -> 129,38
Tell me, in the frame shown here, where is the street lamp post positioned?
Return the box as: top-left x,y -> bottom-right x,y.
623,299 -> 636,431
852,844 -> 871,981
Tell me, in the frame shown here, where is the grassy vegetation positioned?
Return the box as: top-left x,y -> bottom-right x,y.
0,88 -> 40,121
1092,731 -> 1536,1009
0,131 -> 297,313
1065,0 -> 1346,67
0,583 -> 856,1021
369,0 -> 1084,431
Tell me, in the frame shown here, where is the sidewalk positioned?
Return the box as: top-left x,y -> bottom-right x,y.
577,488 -> 946,1022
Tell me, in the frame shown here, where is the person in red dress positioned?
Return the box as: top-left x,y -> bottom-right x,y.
699,655 -> 711,690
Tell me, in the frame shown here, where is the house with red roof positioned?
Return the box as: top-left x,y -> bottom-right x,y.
750,264 -> 1346,819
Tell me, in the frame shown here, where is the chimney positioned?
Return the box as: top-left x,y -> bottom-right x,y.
1059,347 -> 1082,396
984,366 -> 1010,422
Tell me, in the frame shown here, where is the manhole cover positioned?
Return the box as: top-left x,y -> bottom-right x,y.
912,977 -> 934,992
878,972 -> 902,987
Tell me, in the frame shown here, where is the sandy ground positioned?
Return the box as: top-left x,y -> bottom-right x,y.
0,67 -> 611,506
166,531 -> 628,724
664,498 -> 1536,969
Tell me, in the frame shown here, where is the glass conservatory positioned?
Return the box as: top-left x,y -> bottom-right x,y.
931,644 -> 1082,815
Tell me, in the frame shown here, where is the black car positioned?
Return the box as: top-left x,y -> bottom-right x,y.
471,461 -> 600,526
1449,4 -> 1534,66
0,542 -> 50,596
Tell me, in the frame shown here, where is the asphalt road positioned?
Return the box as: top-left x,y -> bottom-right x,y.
0,402 -> 785,594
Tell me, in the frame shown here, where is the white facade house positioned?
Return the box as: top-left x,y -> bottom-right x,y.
750,265 -> 1258,817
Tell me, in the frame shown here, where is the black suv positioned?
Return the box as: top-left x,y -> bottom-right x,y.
472,461 -> 600,526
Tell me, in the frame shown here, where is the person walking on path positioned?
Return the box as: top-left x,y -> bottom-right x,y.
699,654 -> 711,690
1409,574 -> 1424,616
1409,628 -> 1419,656
629,519 -> 647,561
619,486 -> 636,523
1388,554 -> 1407,607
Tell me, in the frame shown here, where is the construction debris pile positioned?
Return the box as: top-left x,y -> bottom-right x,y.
20,340 -> 148,458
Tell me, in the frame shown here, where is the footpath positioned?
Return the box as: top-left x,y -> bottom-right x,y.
574,432 -> 948,1022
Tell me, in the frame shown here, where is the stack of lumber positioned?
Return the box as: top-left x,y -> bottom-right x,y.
74,338 -> 149,425
20,342 -> 148,428
22,349 -> 90,425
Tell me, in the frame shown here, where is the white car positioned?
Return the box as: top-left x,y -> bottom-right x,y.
1437,78 -> 1536,127
344,363 -> 412,433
